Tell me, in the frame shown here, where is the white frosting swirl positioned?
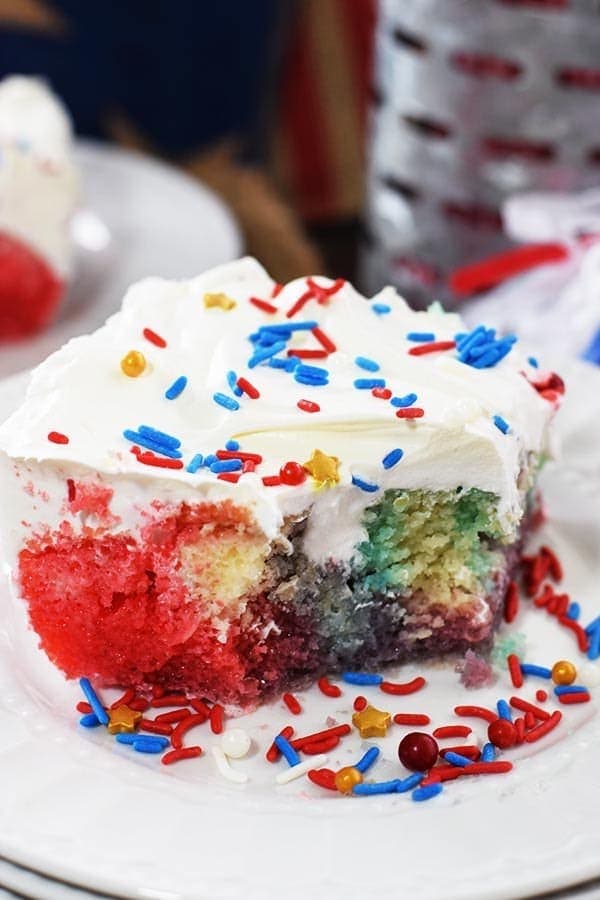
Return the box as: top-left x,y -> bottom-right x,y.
0,257 -> 556,563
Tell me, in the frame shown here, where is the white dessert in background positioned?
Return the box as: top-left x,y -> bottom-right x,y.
0,75 -> 79,339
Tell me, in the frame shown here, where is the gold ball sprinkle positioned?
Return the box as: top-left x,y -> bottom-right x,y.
120,350 -> 147,377
552,659 -> 577,685
334,766 -> 363,794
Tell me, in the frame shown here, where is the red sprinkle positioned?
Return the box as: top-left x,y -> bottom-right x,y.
155,709 -> 193,724
189,698 -> 212,717
172,713 -> 207,749
291,724 -> 351,751
306,277 -> 345,303
393,713 -> 431,726
217,450 -> 263,463
143,327 -> 167,348
433,725 -> 472,740
533,584 -> 554,608
76,701 -> 93,714
539,545 -> 563,581
266,726 -> 294,763
557,616 -> 589,653
558,691 -> 591,705
128,698 -> 150,712
151,694 -> 189,708
301,736 -> 340,754
504,581 -> 519,623
372,387 -> 393,400
514,717 -> 526,744
420,765 -> 464,786
287,349 -> 328,359
162,746 -> 202,765
136,452 -> 184,470
524,711 -> 536,730
48,431 -> 69,444
395,407 -> 425,419
139,719 -> 173,736
210,704 -> 224,734
217,473 -> 240,483
449,243 -> 568,297
408,340 -> 456,356
236,377 -> 260,399
242,460 -> 256,474
523,710 -> 562,742
307,768 -> 337,791
297,399 -> 320,413
460,761 -> 513,776
440,745 -> 481,761
262,475 -> 282,487
311,327 -> 336,354
286,288 -> 313,319
454,705 -> 498,723
110,689 -> 136,710
67,478 -> 76,502
536,689 -> 548,703
510,696 -> 550,721
318,677 -> 342,698
249,296 -> 278,314
353,695 -> 367,711
380,676 -> 426,695
508,653 -> 524,688
283,692 -> 302,715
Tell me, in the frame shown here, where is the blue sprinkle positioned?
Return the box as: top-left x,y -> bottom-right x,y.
496,699 -> 512,721
165,375 -> 187,400
412,783 -> 443,802
270,356 -> 300,371
584,616 -> 600,635
566,602 -> 581,621
588,626 -> 600,661
353,780 -> 400,796
355,356 -> 380,372
186,453 -> 204,474
79,678 -> 109,726
493,415 -> 510,434
372,303 -> 391,315
342,671 -> 383,686
395,773 -> 424,793
554,684 -> 589,696
382,448 -> 404,469
225,439 -> 240,451
210,458 -> 243,473
213,392 -> 240,411
296,364 -> 329,379
354,378 -> 386,389
351,475 -> 380,493
528,356 -> 539,368
227,370 -> 243,397
294,373 -> 329,387
79,713 -> 101,728
204,454 -> 217,467
123,430 -> 183,459
391,393 -> 417,408
406,331 -> 435,342
520,663 -> 552,679
355,746 -> 380,774
274,735 -> 301,767
259,320 -> 318,334
115,733 -> 139,745
133,736 -> 170,753
138,426 -> 181,450
583,327 -> 600,365
444,751 -> 472,768
248,341 -> 287,367
251,330 -> 282,347
455,325 -> 486,353
481,742 -> 496,762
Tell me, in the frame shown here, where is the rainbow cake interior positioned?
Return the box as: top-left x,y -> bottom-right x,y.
0,258 -> 561,711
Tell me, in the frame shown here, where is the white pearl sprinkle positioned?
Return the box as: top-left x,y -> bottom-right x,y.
220,727 -> 252,759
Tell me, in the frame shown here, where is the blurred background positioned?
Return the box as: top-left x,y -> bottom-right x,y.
1,0 -> 600,309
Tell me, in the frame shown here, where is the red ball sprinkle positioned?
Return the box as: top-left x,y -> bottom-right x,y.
487,718 -> 517,749
48,431 -> 69,444
279,461 -> 307,486
353,695 -> 367,711
398,732 -> 439,772
143,327 -> 167,348
283,692 -> 302,715
297,399 -> 320,413
536,689 -> 548,703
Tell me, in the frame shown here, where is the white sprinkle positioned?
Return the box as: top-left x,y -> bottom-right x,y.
221,727 -> 252,759
275,754 -> 328,785
212,745 -> 248,784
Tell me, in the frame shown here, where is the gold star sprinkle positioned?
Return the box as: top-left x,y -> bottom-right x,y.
107,705 -> 142,735
203,292 -> 236,311
303,449 -> 340,488
352,704 -> 392,739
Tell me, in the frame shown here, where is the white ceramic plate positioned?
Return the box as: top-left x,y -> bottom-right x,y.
0,362 -> 599,900
0,140 -> 242,380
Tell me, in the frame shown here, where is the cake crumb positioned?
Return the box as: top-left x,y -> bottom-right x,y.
456,649 -> 496,688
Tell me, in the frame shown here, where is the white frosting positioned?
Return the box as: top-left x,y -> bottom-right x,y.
0,257 -> 556,565
0,76 -> 79,274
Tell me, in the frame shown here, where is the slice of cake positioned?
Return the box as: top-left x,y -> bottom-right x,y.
0,76 -> 79,340
0,258 -> 561,711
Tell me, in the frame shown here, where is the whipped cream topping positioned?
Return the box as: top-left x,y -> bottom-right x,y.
0,76 -> 79,274
0,258 -> 556,564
